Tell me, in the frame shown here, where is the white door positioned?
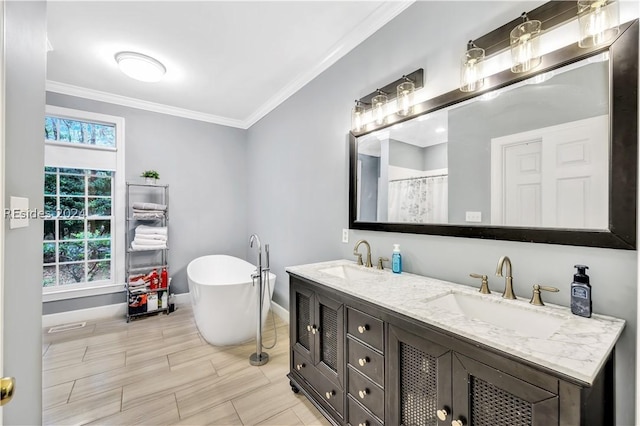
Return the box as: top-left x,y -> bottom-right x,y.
491,115 -> 609,229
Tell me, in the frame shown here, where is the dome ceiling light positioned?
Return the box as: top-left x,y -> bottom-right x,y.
114,51 -> 166,83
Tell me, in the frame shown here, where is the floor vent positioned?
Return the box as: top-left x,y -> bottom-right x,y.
48,322 -> 87,334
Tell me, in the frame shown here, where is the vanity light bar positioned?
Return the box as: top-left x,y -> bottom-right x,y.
356,69 -> 424,107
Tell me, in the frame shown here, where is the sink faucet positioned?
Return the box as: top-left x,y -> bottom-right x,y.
495,255 -> 516,300
353,240 -> 373,268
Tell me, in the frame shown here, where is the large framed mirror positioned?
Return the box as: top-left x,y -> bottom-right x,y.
349,19 -> 637,249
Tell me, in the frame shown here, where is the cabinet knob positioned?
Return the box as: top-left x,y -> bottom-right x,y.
358,422 -> 369,426
311,326 -> 318,335
436,408 -> 450,421
325,390 -> 335,399
451,420 -> 465,426
357,324 -> 369,334
306,325 -> 312,332
358,388 -> 369,399
295,363 -> 305,371
358,357 -> 369,367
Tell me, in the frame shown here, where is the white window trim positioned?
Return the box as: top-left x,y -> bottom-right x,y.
43,105 -> 126,300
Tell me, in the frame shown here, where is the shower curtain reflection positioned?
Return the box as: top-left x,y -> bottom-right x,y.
388,175 -> 448,223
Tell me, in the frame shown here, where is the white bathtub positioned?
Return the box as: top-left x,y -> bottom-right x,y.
187,255 -> 276,346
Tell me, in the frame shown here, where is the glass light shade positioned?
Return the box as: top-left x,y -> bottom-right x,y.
577,0 -> 619,48
396,81 -> 415,116
371,93 -> 388,125
460,45 -> 485,92
351,102 -> 366,132
115,52 -> 166,82
510,19 -> 542,73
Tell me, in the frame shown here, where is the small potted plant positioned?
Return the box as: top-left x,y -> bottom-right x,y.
141,170 -> 160,185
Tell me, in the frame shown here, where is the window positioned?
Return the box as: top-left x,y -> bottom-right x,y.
43,106 -> 125,301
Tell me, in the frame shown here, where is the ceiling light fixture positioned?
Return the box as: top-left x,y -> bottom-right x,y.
115,51 -> 166,83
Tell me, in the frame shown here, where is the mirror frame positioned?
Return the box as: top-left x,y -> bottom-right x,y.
349,19 -> 638,250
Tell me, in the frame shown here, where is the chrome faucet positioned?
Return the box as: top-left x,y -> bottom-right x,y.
495,255 -> 516,300
353,240 -> 373,268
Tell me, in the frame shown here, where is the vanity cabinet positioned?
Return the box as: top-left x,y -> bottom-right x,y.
387,323 -> 559,426
288,272 -> 615,426
289,279 -> 345,421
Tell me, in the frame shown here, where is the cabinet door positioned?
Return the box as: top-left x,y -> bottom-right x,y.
387,325 -> 452,426
314,293 -> 344,387
452,353 -> 558,426
291,283 -> 315,361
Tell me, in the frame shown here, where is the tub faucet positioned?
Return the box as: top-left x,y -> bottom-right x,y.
353,240 -> 373,267
249,234 -> 262,280
495,255 -> 516,300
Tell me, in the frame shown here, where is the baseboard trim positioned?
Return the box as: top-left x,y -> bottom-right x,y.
270,300 -> 290,324
41,292 -> 288,327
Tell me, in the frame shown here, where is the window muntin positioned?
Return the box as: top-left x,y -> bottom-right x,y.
43,168 -> 113,288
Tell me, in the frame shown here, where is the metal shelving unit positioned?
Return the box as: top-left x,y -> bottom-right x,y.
125,182 -> 170,322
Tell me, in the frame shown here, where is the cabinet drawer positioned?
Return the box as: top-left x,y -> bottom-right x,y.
347,337 -> 384,386
293,350 -> 344,415
348,396 -> 383,426
348,366 -> 383,420
347,308 -> 383,351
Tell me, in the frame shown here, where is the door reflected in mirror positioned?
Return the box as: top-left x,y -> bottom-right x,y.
356,53 -> 610,230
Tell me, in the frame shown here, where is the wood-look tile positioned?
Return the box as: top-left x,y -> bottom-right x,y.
292,398 -> 333,426
41,307 -> 326,426
69,355 -> 170,402
122,359 -> 216,411
255,408 -> 303,425
42,346 -> 87,371
175,401 -> 242,425
43,352 -> 126,388
232,377 -> 300,425
43,387 -> 122,426
42,381 -> 74,410
176,366 -> 269,420
86,393 -> 179,425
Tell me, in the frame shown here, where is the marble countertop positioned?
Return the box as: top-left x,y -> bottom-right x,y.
286,259 -> 625,385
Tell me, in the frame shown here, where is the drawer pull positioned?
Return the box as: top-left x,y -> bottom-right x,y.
295,363 -> 305,371
358,357 -> 370,367
325,390 -> 335,399
437,408 -> 450,421
451,419 -> 465,426
357,324 -> 369,334
358,388 -> 370,399
358,422 -> 369,426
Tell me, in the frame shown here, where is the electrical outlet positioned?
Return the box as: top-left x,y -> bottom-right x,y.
342,229 -> 349,243
465,211 -> 482,223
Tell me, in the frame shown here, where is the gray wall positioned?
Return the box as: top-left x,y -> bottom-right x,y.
389,140 -> 447,172
423,143 -> 447,171
43,93 -> 248,314
4,2 -> 46,424
448,60 -> 609,224
246,2 -> 637,424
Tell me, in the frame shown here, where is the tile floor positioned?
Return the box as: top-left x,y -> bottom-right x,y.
42,304 -> 330,425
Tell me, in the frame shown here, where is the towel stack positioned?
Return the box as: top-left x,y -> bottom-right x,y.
132,202 -> 167,219
131,225 -> 168,250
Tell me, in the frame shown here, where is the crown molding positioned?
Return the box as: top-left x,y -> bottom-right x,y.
46,80 -> 247,129
244,1 -> 415,128
47,1 -> 414,130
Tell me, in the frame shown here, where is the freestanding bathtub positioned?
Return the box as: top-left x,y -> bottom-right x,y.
187,254 -> 276,346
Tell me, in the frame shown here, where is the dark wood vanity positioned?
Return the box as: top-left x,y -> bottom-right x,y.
288,272 -> 615,426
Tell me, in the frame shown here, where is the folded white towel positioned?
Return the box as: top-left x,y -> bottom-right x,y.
133,233 -> 166,241
132,211 -> 165,219
132,202 -> 167,211
135,225 -> 168,236
134,236 -> 168,245
131,241 -> 167,251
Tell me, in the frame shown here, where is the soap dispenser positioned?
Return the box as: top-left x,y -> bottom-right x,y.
571,265 -> 592,318
391,244 -> 402,274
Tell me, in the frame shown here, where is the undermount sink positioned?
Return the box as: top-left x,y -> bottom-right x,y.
319,264 -> 382,281
423,292 -> 567,339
